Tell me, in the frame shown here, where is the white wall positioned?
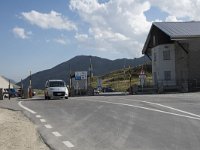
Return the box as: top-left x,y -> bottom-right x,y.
0,76 -> 14,89
152,44 -> 176,86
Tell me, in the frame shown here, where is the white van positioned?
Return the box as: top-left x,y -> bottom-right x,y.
44,80 -> 69,100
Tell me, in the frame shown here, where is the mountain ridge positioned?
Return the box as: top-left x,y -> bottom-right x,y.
18,55 -> 150,89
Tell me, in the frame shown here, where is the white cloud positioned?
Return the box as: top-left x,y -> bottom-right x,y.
12,27 -> 31,39
75,33 -> 89,42
70,0 -> 151,58
21,10 -> 77,31
89,27 -> 129,41
54,38 -> 67,45
69,0 -> 200,58
165,16 -> 182,22
149,0 -> 200,21
69,0 -> 105,14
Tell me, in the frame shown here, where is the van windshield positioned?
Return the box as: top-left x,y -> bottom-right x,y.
49,81 -> 65,87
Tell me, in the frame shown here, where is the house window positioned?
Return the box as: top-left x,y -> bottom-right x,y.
163,50 -> 170,60
164,71 -> 171,81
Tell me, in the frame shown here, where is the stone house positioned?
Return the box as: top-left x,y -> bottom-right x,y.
142,22 -> 200,92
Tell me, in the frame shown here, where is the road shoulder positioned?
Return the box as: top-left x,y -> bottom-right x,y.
0,108 -> 49,150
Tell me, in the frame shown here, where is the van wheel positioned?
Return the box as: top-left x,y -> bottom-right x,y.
65,97 -> 68,99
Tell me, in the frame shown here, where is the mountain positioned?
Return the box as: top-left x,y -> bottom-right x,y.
18,55 -> 150,89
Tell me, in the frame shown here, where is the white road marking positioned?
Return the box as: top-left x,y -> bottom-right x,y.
63,141 -> 74,148
40,119 -> 46,123
52,132 -> 62,137
18,100 -> 74,148
45,124 -> 52,129
141,100 -> 200,118
117,97 -> 200,119
74,98 -> 200,121
18,101 -> 36,114
36,115 -> 42,118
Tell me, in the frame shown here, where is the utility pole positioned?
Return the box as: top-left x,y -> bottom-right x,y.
89,56 -> 93,87
87,56 -> 94,96
21,79 -> 23,98
8,80 -> 10,100
29,70 -> 32,98
128,65 -> 132,94
69,64 -> 72,96
123,66 -> 126,81
29,71 -> 32,87
123,59 -> 126,92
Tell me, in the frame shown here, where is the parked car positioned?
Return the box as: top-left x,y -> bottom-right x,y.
44,80 -> 69,100
94,88 -> 100,94
32,91 -> 36,96
102,87 -> 114,92
3,88 -> 18,98
3,89 -> 9,98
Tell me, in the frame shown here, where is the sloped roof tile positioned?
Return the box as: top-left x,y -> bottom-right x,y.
154,21 -> 200,39
142,21 -> 200,54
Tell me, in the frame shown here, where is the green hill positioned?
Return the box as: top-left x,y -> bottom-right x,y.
91,64 -> 152,92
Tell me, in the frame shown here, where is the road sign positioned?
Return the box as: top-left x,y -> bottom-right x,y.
139,68 -> 146,87
75,71 -> 87,80
97,78 -> 102,88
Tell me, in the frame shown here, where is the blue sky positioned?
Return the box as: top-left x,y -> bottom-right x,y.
0,0 -> 198,81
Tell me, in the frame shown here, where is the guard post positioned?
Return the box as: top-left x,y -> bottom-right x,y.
0,88 -> 3,100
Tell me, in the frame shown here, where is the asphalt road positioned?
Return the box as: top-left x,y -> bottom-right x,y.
16,92 -> 200,150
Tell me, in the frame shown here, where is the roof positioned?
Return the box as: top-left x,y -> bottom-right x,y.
142,21 -> 200,54
154,21 -> 200,39
0,75 -> 14,89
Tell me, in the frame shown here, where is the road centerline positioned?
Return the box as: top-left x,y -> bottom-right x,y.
117,97 -> 200,119
141,100 -> 200,118
72,98 -> 200,121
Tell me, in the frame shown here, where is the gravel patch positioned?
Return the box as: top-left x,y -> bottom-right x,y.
0,108 -> 49,150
